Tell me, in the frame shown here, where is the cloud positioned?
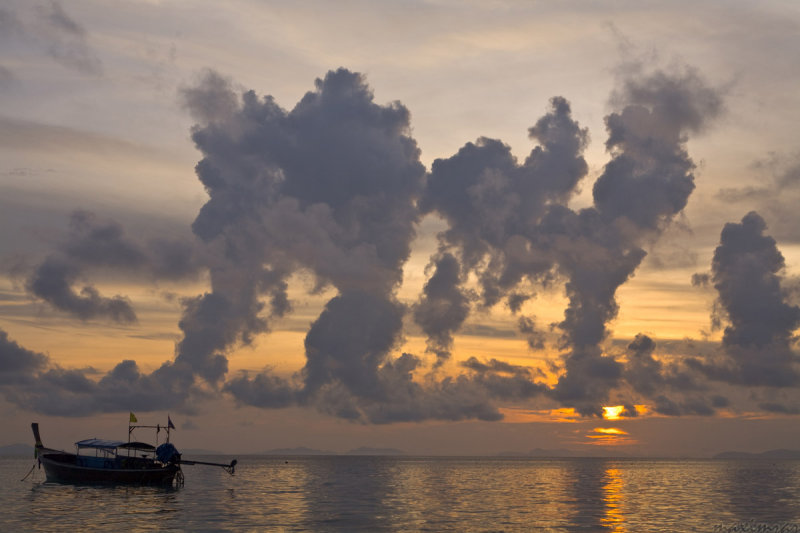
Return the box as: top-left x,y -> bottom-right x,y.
27,255 -> 137,323
20,210 -> 200,323
192,61 -> 725,421
461,356 -> 547,401
0,328 -> 48,385
717,153 -> 800,243
615,333 -> 721,416
183,68 -> 553,422
3,359 -> 200,417
0,116 -> 181,162
412,252 -> 471,365
0,65 -> 14,89
623,334 -> 703,397
689,211 -> 800,387
178,67 -> 426,394
34,1 -> 103,75
0,2 -> 102,77
223,370 -> 297,409
415,62 -> 722,417
0,326 -> 201,415
301,290 -> 405,399
517,315 -> 546,350
3,63 -> 758,423
419,96 -> 589,288
650,395 -> 717,417
0,6 -> 24,41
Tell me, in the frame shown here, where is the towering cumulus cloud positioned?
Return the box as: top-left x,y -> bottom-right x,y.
2,64 -> 732,422
182,69 -> 426,403
690,212 -> 800,388
419,65 -> 721,416
548,66 -> 721,415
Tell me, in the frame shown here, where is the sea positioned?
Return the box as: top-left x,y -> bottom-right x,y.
2,455 -> 800,532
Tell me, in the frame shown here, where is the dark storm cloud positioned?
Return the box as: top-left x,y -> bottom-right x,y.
22,210 -> 200,323
689,212 -> 800,387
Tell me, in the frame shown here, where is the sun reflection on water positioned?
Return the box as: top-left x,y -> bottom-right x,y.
602,467 -> 626,532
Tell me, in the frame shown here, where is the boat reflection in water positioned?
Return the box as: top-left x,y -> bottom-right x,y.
32,419 -> 236,486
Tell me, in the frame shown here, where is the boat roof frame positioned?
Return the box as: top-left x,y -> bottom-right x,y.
75,438 -> 125,451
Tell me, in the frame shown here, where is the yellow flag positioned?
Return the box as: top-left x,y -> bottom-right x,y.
129,412 -> 137,423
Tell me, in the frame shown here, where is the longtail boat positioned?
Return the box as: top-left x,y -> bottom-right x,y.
31,418 -> 236,486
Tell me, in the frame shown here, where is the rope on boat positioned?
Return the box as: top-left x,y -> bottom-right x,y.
19,460 -> 38,482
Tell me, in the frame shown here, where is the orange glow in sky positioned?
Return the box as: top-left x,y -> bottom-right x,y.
586,427 -> 637,446
593,428 -> 628,435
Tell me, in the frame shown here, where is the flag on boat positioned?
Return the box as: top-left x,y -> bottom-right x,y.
129,412 -> 137,423
168,416 -> 175,430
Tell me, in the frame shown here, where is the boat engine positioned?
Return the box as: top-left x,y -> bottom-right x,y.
156,442 -> 181,464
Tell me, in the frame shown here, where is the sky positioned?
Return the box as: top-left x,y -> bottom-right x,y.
1,0 -> 800,456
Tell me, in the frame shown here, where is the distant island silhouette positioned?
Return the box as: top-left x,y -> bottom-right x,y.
0,444 -> 32,456
713,449 -> 800,459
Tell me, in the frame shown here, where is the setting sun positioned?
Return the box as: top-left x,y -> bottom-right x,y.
602,406 -> 625,420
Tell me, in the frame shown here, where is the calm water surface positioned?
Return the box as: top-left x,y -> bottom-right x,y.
3,455 -> 800,531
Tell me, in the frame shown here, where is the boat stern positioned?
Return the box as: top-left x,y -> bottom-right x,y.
31,422 -> 43,456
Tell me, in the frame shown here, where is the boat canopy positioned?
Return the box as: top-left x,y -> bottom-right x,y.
75,438 -> 125,450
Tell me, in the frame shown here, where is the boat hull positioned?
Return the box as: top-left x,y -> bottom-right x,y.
40,452 -> 179,486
